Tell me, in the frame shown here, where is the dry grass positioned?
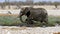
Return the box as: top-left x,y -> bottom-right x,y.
0,14 -> 19,16
2,27 -> 27,30
53,32 -> 60,34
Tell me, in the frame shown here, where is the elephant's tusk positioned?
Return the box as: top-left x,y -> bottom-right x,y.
20,16 -> 24,23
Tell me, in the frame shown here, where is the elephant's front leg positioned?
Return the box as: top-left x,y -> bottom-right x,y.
25,18 -> 34,24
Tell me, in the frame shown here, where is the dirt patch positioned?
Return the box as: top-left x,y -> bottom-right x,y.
0,14 -> 18,16
0,26 -> 60,34
53,32 -> 60,34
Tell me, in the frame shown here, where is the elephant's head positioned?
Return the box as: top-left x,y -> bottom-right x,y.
19,7 -> 31,22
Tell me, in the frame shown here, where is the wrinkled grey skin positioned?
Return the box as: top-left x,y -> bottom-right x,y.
19,7 -> 48,25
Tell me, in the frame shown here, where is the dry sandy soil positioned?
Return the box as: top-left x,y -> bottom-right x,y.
0,9 -> 60,16
0,26 -> 60,34
0,6 -> 60,34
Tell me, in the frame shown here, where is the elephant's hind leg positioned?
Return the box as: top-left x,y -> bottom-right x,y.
43,18 -> 48,26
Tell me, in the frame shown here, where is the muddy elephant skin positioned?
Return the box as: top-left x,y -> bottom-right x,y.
19,7 -> 48,25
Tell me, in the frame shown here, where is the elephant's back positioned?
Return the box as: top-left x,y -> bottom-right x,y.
30,8 -> 47,15
30,8 -> 47,13
30,8 -> 47,21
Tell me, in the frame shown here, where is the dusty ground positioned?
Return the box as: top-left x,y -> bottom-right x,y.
0,14 -> 18,16
0,9 -> 60,16
0,6 -> 60,34
0,26 -> 60,34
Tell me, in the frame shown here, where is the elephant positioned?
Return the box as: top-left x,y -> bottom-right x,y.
19,7 -> 48,26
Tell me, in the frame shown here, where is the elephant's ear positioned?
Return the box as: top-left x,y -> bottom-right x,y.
24,7 -> 29,11
24,7 -> 30,14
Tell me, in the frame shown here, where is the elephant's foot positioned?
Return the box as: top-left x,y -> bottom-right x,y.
25,19 -> 34,24
40,21 -> 48,27
25,21 -> 34,27
42,22 -> 48,27
28,21 -> 34,25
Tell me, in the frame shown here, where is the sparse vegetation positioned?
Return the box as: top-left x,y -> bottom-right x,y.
0,1 -> 60,9
0,15 -> 60,26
